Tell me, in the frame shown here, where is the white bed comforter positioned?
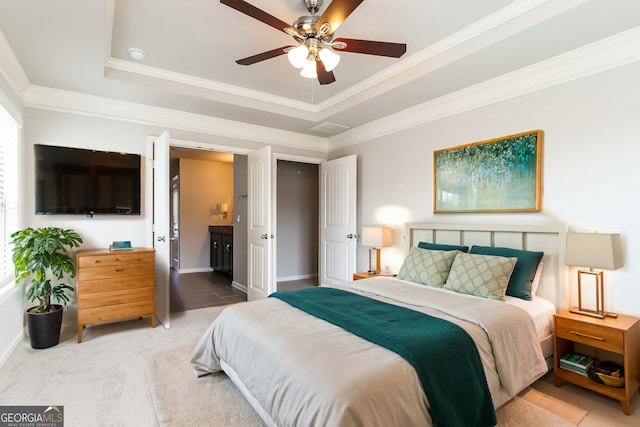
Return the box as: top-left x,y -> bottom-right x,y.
191,277 -> 548,427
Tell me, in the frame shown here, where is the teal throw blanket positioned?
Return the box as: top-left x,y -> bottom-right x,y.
271,287 -> 496,427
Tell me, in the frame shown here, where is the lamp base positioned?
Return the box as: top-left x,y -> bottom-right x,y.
368,247 -> 381,275
569,307 -> 618,319
569,307 -> 605,319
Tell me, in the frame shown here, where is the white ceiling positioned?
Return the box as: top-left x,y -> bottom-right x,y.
1,0 -> 639,139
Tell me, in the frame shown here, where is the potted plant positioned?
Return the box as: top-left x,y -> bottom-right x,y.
11,227 -> 83,349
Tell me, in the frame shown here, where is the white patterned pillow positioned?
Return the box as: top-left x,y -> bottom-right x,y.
443,252 -> 517,300
396,246 -> 459,287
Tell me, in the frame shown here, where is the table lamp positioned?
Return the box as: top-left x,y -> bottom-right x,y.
361,227 -> 393,274
565,232 -> 623,318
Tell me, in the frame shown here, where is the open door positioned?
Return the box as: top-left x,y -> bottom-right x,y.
153,131 -> 171,328
247,146 -> 273,300
319,155 -> 358,285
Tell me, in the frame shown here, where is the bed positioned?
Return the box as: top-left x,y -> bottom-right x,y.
191,223 -> 567,427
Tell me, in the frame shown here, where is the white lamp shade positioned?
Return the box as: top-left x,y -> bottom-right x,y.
319,48 -> 340,72
300,60 -> 317,78
565,232 -> 623,270
288,45 -> 309,68
361,227 -> 393,248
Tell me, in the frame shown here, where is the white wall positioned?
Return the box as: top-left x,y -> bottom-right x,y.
21,109 -> 324,249
24,110 -> 155,248
332,61 -> 640,316
179,157 -> 233,271
0,107 -> 326,363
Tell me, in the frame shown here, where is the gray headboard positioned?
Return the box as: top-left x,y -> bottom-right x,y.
405,222 -> 568,310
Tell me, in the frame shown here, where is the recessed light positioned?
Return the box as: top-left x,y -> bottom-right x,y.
128,48 -> 146,61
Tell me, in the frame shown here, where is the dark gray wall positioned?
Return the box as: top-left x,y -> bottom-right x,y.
276,160 -> 319,280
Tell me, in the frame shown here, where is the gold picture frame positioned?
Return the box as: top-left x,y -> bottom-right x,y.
433,130 -> 542,213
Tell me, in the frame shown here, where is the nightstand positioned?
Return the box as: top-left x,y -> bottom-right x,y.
353,272 -> 395,281
553,310 -> 639,415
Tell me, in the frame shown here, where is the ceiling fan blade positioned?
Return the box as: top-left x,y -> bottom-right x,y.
333,38 -> 407,58
236,46 -> 290,65
316,61 -> 336,85
220,0 -> 291,33
317,0 -> 364,36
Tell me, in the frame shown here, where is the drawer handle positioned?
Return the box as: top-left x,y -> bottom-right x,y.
570,330 -> 604,341
115,268 -> 124,272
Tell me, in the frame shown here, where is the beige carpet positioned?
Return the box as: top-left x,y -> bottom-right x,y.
146,345 -> 263,426
0,305 -> 229,427
147,345 -> 584,427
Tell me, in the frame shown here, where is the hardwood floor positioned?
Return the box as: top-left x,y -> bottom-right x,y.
169,270 -> 317,313
530,371 -> 640,426
169,269 -> 245,313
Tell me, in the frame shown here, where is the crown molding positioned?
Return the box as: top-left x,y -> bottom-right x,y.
101,0 -> 588,124
328,26 -> 640,152
24,85 -> 328,153
314,0 -> 589,119
104,58 -> 319,121
18,24 -> 640,156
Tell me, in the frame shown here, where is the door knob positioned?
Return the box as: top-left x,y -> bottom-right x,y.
261,234 -> 268,239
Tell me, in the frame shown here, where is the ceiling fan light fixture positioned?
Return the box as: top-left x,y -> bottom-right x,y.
288,45 -> 309,68
300,60 -> 318,78
319,48 -> 340,72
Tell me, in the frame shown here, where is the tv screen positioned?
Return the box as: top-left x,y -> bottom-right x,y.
35,144 -> 141,215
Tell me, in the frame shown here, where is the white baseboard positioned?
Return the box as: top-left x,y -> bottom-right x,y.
0,329 -> 24,371
277,273 -> 318,282
176,267 -> 213,274
231,281 -> 247,293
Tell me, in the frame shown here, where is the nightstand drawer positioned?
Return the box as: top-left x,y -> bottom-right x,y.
556,317 -> 624,353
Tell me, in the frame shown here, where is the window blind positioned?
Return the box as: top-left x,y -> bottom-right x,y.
0,105 -> 19,287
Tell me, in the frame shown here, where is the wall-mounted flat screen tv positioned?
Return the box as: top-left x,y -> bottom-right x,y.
35,144 -> 141,215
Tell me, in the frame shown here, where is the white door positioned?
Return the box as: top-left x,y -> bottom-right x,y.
247,146 -> 273,300
319,155 -> 358,285
153,131 -> 171,328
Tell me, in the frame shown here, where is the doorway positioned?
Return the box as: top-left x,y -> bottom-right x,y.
155,142 -> 328,311
168,148 -> 240,312
276,160 -> 319,288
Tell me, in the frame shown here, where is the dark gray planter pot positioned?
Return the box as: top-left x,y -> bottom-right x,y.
26,304 -> 63,349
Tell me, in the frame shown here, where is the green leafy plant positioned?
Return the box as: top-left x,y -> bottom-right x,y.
11,227 -> 83,313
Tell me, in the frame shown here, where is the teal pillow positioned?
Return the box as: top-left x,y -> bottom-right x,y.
443,252 -> 517,301
469,245 -> 544,301
418,242 -> 469,252
396,246 -> 459,287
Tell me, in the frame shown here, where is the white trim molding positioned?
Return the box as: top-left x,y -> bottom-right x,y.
328,26 -> 640,151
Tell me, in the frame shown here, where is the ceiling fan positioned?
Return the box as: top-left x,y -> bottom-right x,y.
220,0 -> 407,85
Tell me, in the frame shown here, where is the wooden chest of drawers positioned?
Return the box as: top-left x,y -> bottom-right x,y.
76,248 -> 156,342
